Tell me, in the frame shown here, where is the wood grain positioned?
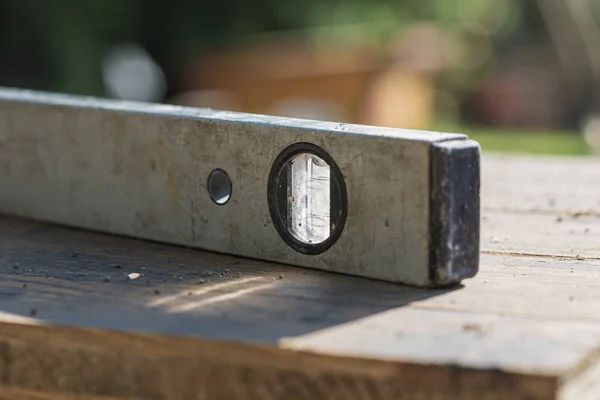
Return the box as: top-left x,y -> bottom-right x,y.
0,321 -> 558,400
482,154 -> 600,214
0,153 -> 598,398
0,216 -> 457,343
0,385 -> 119,400
481,211 -> 599,258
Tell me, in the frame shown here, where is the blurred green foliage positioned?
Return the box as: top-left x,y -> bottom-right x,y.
445,127 -> 588,155
0,0 -> 544,98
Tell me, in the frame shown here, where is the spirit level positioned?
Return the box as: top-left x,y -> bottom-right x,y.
0,88 -> 479,286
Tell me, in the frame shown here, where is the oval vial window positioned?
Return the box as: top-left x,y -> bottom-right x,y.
287,153 -> 331,244
268,143 -> 347,255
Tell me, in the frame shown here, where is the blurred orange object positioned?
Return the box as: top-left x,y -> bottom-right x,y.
174,27 -> 443,130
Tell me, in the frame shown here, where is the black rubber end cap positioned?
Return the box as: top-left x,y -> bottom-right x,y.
429,139 -> 481,286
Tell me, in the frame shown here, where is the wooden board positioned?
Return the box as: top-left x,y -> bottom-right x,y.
0,153 -> 599,399
482,154 -> 600,214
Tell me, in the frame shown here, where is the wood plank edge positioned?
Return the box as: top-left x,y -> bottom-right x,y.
0,321 -> 558,399
559,348 -> 600,400
0,385 -> 119,400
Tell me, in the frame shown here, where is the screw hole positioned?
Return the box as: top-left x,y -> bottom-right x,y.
207,169 -> 232,205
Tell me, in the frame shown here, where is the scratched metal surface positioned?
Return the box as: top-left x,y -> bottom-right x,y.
0,88 -> 471,286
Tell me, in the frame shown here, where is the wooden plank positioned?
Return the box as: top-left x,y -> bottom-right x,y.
2,221 -> 599,339
0,218 -> 597,398
416,254 -> 600,323
281,252 -> 600,396
0,153 -> 597,398
281,308 -> 600,377
482,154 -> 600,214
481,211 -> 600,258
560,355 -> 600,400
0,216 -> 452,342
481,154 -> 600,258
0,321 -> 557,400
0,217 -> 599,399
0,385 -> 118,400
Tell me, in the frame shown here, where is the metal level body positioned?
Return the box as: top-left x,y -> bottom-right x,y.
0,88 -> 479,286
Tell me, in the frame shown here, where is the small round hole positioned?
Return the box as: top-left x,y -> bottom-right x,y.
207,169 -> 232,205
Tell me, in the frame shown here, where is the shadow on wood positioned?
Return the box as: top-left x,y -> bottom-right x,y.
0,216 -> 461,343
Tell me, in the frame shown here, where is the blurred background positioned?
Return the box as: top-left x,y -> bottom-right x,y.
2,0 -> 600,155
